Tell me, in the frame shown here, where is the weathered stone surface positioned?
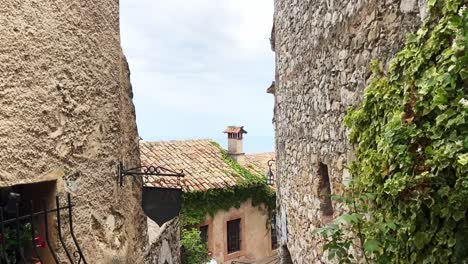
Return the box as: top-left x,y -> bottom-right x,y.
272,1 -> 422,263
145,218 -> 181,264
0,0 -> 147,262
400,0 -> 418,13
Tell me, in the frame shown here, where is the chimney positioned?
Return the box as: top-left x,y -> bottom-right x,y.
223,126 -> 248,162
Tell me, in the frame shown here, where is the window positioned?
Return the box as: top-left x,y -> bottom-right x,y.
199,225 -> 208,244
0,181 -> 57,264
271,215 -> 278,249
318,163 -> 334,217
227,218 -> 241,253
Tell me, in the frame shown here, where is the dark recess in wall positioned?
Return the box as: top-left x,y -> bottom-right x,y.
318,163 -> 333,217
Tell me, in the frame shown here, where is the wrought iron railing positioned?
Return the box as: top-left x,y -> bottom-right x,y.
0,193 -> 87,264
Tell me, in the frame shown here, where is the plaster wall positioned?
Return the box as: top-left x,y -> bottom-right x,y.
272,0 -> 424,263
0,0 -> 147,262
205,199 -> 276,264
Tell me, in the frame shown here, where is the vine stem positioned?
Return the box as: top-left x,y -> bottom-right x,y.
353,196 -> 370,264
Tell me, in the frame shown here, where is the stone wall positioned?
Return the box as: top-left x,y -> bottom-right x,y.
145,218 -> 181,264
0,0 -> 147,262
272,1 -> 424,263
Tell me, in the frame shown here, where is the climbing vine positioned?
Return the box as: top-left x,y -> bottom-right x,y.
314,0 -> 467,263
180,142 -> 276,264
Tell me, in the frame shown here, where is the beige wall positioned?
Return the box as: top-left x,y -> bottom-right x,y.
202,199 -> 276,263
0,0 -> 147,262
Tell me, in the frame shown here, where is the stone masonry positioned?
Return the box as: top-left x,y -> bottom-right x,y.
272,1 -> 425,263
145,218 -> 181,264
0,1 -> 147,263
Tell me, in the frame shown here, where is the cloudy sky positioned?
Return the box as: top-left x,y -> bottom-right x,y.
120,0 -> 275,153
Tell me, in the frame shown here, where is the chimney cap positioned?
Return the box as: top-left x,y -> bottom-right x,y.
223,126 -> 248,134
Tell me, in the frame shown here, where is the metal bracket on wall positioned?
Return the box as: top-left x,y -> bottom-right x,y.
117,161 -> 185,187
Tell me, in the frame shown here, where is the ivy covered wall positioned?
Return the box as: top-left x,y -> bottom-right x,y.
315,0 -> 467,263
272,0 -> 426,262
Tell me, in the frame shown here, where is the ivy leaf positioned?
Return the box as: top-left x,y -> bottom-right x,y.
427,0 -> 437,7
336,214 -> 359,225
457,153 -> 468,166
387,221 -> 397,230
460,69 -> 468,80
453,210 -> 465,221
414,232 -> 429,250
438,186 -> 450,197
364,239 -> 381,253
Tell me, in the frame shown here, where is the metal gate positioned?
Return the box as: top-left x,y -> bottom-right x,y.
0,193 -> 87,264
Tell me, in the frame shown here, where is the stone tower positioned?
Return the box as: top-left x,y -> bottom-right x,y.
271,0 -> 425,263
0,0 -> 147,262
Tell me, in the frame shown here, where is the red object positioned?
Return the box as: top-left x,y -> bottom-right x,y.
34,236 -> 46,248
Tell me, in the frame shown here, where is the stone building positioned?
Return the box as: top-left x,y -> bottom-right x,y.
140,127 -> 278,264
0,0 -> 147,262
270,1 -> 425,263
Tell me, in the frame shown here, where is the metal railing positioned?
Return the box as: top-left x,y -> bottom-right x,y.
0,193 -> 87,264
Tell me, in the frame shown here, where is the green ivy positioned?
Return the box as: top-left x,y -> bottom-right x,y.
181,228 -> 209,264
315,1 -> 467,263
1,224 -> 33,263
180,142 -> 276,263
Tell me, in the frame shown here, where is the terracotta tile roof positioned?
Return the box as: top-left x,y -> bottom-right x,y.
241,152 -> 276,185
223,126 -> 248,134
140,139 -> 242,192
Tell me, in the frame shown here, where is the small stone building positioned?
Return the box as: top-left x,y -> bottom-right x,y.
270,0 -> 425,263
140,127 -> 278,264
0,0 -> 147,262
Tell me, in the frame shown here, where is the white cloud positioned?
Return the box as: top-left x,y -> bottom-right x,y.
120,0 -> 275,152
224,0 -> 274,55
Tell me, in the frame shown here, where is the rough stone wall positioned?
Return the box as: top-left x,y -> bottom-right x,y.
272,1 -> 425,263
0,1 -> 147,263
145,218 -> 181,264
